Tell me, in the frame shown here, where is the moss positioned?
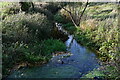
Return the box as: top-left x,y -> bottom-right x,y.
82,69 -> 105,78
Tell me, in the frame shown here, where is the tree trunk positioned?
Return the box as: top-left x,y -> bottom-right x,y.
79,0 -> 89,26
60,0 -> 89,28
31,2 -> 35,11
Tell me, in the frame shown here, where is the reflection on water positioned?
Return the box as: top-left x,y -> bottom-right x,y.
8,35 -> 100,78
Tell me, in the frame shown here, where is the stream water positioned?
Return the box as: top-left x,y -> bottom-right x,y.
8,34 -> 100,78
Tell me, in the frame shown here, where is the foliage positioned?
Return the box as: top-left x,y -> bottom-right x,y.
2,39 -> 66,76
33,7 -> 54,20
74,3 -> 119,78
86,3 -> 117,20
62,23 -> 77,34
82,68 -> 105,79
54,13 -> 67,23
41,39 -> 66,56
2,12 -> 52,43
54,2 -> 119,79
1,2 -> 69,78
59,2 -> 88,27
44,2 -> 61,14
19,2 -> 32,12
2,2 -> 119,79
0,2 -> 20,20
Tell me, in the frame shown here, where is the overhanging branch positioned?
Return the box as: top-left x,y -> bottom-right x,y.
79,0 -> 89,25
62,7 -> 78,28
60,0 -> 89,28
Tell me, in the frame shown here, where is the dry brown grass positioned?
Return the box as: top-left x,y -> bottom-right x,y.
80,19 -> 97,31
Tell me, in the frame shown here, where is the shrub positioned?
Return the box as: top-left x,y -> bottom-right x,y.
62,23 -> 76,34
2,41 -> 43,76
75,13 -> 119,79
54,13 -> 67,23
44,2 -> 61,14
0,2 -> 20,19
19,2 -> 32,12
3,39 -> 66,64
2,12 -> 52,43
41,39 -> 66,56
33,7 -> 54,20
2,39 -> 66,76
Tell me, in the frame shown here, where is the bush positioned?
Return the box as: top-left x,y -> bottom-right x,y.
33,7 -> 54,20
0,2 -> 20,19
3,39 -> 66,63
62,23 -> 76,34
41,39 -> 66,56
19,2 -> 32,12
2,12 -> 52,43
2,39 -> 66,76
75,16 -> 119,79
44,2 -> 61,14
54,13 -> 69,24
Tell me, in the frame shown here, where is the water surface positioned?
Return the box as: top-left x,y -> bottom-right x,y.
8,35 -> 100,78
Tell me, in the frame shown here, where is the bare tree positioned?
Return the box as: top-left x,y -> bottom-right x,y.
60,0 -> 89,28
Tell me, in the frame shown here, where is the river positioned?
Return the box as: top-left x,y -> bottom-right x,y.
8,34 -> 100,78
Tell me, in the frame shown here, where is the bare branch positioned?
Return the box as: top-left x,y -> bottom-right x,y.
62,7 -> 78,28
79,0 -> 89,25
59,1 -> 89,28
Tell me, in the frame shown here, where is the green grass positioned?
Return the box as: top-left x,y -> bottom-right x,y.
0,2 -> 12,7
3,39 -> 66,77
85,3 -> 117,20
75,3 -> 119,79
2,2 -> 120,79
57,2 -> 119,79
82,68 -> 105,78
62,22 -> 77,34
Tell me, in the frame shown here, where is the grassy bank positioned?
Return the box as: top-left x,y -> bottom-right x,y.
1,2 -> 120,79
56,2 -> 120,79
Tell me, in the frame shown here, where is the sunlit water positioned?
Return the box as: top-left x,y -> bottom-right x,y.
8,35 -> 100,78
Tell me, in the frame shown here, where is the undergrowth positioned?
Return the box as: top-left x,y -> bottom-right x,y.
57,2 -> 119,79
